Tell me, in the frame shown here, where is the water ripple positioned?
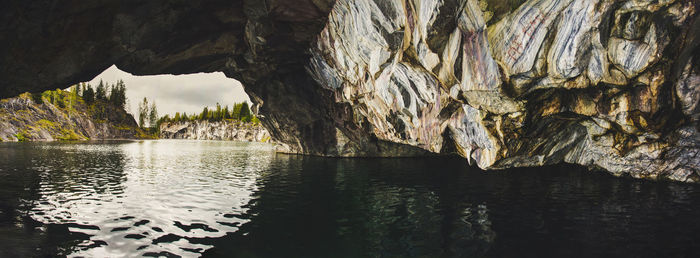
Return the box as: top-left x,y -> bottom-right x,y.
21,140 -> 274,257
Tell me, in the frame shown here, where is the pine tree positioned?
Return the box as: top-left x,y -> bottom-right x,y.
138,97 -> 149,128
232,103 -> 242,120
215,103 -> 222,121
95,80 -> 107,100
200,107 -> 209,120
83,84 -> 95,104
149,101 -> 158,129
223,106 -> 231,119
108,80 -> 126,109
240,102 -> 251,122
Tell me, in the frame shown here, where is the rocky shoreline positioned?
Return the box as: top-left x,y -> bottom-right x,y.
0,93 -> 144,142
159,120 -> 270,142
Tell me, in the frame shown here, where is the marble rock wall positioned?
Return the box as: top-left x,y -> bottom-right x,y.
309,0 -> 700,182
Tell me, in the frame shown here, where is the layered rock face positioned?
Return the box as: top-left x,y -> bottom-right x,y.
160,121 -> 270,142
310,0 -> 700,181
0,94 -> 143,141
1,0 -> 698,181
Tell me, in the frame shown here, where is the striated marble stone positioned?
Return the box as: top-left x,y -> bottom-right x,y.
487,0 -> 571,76
159,121 -> 270,142
309,0 -> 700,182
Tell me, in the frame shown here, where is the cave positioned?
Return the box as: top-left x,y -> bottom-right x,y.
87,65 -> 252,119
1,0 -> 699,181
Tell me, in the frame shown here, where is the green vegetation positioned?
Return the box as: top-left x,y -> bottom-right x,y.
57,128 -> 83,141
14,131 -> 28,142
108,80 -> 127,109
5,79 -> 138,142
95,81 -> 107,101
158,101 -> 261,126
31,92 -> 43,104
149,101 -> 158,129
83,84 -> 95,103
36,119 -> 58,130
135,97 -> 161,136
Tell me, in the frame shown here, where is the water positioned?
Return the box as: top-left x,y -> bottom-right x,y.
1,140 -> 700,257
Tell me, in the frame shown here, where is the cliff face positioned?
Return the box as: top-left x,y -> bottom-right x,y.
159,121 -> 270,142
0,93 -> 144,141
0,0 -> 698,181
309,0 -> 700,181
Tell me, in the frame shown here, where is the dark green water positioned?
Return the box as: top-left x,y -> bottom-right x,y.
1,140 -> 700,257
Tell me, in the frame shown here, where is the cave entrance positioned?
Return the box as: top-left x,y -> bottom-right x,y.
84,65 -> 267,141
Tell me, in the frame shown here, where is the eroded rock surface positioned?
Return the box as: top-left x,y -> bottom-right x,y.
159,121 -> 270,142
310,0 -> 700,181
1,0 -> 699,181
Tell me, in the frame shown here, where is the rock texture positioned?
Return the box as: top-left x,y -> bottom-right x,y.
0,0 -> 699,181
0,93 -> 144,141
310,0 -> 700,181
159,121 -> 270,142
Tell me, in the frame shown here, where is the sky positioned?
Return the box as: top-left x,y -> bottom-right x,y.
87,65 -> 250,117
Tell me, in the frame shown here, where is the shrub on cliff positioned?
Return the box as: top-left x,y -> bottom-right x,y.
31,92 -> 43,104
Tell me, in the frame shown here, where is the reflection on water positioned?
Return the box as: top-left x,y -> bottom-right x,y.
0,140 -> 272,257
2,140 -> 700,257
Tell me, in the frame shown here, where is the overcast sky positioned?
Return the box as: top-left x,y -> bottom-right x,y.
87,65 -> 250,117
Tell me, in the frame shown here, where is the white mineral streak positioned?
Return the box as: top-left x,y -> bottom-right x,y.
459,0 -> 501,91
438,27 -> 463,85
411,0 -> 442,70
159,121 -> 270,142
546,0 -> 599,80
309,0 -> 700,182
607,30 -> 658,78
488,0 -> 571,76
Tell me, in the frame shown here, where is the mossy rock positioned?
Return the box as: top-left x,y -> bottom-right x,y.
36,119 -> 58,130
14,131 -> 28,142
57,128 -> 84,141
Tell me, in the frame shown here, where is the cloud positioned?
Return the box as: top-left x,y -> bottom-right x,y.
88,65 -> 250,116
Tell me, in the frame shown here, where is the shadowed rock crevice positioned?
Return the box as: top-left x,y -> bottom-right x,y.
1,0 -> 699,181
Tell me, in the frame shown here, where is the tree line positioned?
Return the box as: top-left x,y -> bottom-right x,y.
137,97 -> 159,130
159,102 -> 260,125
29,80 -> 127,111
